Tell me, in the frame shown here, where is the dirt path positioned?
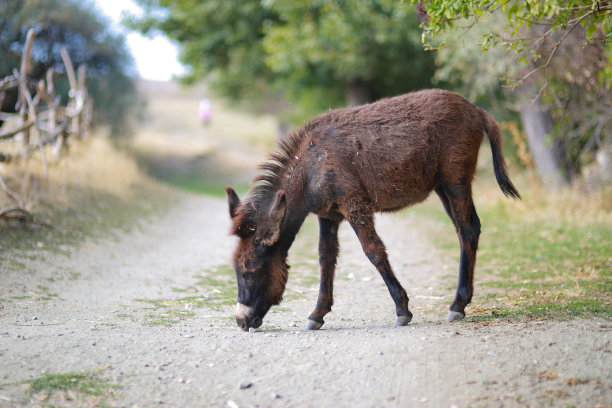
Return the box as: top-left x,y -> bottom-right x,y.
1,193 -> 610,408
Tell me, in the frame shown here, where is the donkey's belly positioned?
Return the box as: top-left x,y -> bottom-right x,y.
367,177 -> 434,212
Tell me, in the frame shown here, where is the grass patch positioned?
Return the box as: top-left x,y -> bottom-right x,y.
131,264 -> 237,326
406,174 -> 612,321
144,310 -> 195,326
26,371 -> 118,406
133,299 -> 196,326
10,295 -> 31,300
191,264 -> 238,309
470,201 -> 611,320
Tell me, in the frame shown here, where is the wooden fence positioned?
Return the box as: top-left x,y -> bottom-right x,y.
0,28 -> 93,222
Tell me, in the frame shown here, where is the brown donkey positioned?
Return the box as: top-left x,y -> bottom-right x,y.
226,89 -> 520,331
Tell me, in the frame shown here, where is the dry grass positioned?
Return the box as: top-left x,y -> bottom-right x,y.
0,134 -> 145,214
472,143 -> 612,224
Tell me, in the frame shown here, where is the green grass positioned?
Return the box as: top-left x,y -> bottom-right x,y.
133,299 -> 196,326
477,207 -> 610,281
150,173 -> 250,198
131,264 -> 237,326
274,215 -> 323,301
129,148 -> 251,197
144,309 -> 195,326
406,187 -> 612,321
26,371 -> 118,405
469,202 -> 611,320
10,295 -> 31,300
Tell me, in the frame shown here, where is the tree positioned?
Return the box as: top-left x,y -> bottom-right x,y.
126,0 -> 434,121
0,0 -> 140,137
414,0 -> 611,186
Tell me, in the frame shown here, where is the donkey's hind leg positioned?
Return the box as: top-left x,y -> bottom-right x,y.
437,184 -> 481,322
306,217 -> 340,330
348,214 -> 412,327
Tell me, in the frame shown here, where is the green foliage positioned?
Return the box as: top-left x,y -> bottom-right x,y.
127,0 -> 434,121
0,0 -> 141,137
430,12 -> 517,105
415,0 -> 611,178
263,0 -> 434,119
415,0 -> 610,55
415,0 -> 611,93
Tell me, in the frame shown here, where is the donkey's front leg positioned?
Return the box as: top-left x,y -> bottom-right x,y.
349,215 -> 412,327
306,217 -> 340,330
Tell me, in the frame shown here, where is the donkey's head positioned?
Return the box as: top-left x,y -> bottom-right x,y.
225,187 -> 289,331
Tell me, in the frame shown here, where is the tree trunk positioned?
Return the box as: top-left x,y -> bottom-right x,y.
345,79 -> 372,107
519,98 -> 569,189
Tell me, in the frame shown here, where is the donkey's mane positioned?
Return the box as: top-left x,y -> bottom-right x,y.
242,124 -> 313,218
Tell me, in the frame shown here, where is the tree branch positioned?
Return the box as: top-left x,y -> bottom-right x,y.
506,9 -> 595,101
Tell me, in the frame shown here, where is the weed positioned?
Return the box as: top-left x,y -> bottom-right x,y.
10,295 -> 31,300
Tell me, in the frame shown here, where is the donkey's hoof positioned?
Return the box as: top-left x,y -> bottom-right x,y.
446,311 -> 465,322
306,319 -> 323,330
395,314 -> 412,327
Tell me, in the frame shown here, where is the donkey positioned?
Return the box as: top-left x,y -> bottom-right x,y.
226,89 -> 520,331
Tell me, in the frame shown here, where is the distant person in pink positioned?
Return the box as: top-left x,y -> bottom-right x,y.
198,98 -> 212,126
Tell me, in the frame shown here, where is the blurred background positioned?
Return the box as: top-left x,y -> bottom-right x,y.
0,0 -> 610,213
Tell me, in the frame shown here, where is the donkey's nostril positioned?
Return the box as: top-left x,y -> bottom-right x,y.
236,317 -> 249,331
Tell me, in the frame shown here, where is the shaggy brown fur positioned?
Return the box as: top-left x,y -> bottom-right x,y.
227,88 -> 520,331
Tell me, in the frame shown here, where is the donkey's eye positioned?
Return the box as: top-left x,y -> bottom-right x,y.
243,272 -> 256,282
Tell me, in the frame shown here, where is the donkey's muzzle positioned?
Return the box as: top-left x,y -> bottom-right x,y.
236,303 -> 263,331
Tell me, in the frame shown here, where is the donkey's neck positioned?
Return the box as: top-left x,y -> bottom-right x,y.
246,128 -> 312,254
279,200 -> 309,256
271,160 -> 311,257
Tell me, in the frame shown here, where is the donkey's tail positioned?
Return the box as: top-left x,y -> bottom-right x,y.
481,110 -> 521,199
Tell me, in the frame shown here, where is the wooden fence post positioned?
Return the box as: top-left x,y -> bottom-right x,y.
47,68 -> 65,160
76,64 -> 87,138
18,29 -> 36,147
60,47 -> 78,138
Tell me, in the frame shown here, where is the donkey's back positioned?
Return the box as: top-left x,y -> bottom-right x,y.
303,89 -> 513,217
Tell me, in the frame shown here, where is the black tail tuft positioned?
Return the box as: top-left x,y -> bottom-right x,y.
482,111 -> 521,200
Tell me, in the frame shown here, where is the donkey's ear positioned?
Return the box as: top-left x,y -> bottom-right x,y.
260,191 -> 286,246
225,186 -> 241,219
